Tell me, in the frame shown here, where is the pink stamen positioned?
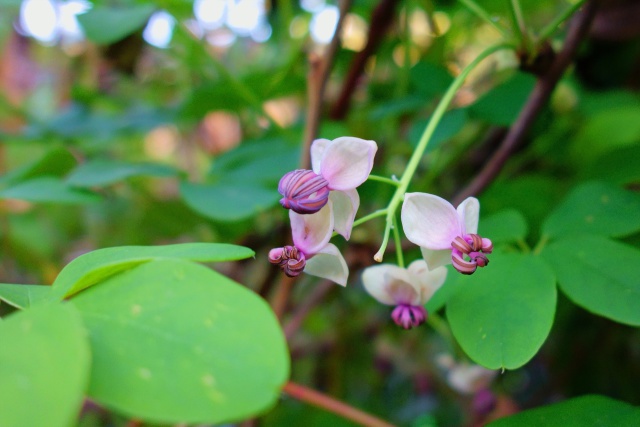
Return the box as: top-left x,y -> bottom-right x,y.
391,304 -> 428,329
269,245 -> 306,277
450,233 -> 493,275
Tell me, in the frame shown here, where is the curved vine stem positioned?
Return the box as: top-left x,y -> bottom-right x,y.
373,42 -> 517,262
458,0 -> 510,38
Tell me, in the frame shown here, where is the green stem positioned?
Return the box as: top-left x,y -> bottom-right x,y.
533,234 -> 550,255
368,174 -> 400,186
458,0 -> 510,38
374,42 -> 516,262
392,215 -> 405,268
538,0 -> 587,41
516,239 -> 531,253
508,0 -> 530,51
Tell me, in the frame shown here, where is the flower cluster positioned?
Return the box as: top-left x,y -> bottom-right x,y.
270,135 -> 494,329
269,137 -> 377,286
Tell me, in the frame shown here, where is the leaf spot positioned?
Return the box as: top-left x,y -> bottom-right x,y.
585,215 -> 594,223
131,304 -> 142,316
203,318 -> 214,328
138,368 -> 152,380
201,374 -> 216,387
600,194 -> 609,204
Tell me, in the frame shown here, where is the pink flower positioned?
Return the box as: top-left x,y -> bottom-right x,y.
269,201 -> 348,286
279,137 -> 377,240
401,194 -> 493,274
362,260 -> 447,329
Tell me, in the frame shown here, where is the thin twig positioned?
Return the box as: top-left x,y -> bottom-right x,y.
452,1 -> 598,205
283,381 -> 397,427
330,0 -> 402,120
301,0 -> 354,168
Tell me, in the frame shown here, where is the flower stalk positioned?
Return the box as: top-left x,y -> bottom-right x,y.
374,42 -> 516,261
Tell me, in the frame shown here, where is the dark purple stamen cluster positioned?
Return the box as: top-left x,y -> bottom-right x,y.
268,245 -> 306,277
451,233 -> 493,275
278,169 -> 330,214
391,304 -> 427,329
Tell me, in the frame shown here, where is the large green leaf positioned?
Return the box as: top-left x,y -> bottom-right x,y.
51,243 -> 255,299
542,181 -> 640,239
446,252 -> 556,370
66,160 -> 179,187
0,304 -> 90,427
71,259 -> 289,424
583,144 -> 640,185
0,283 -> 51,309
541,236 -> 640,326
181,181 -> 280,222
469,72 -> 536,126
78,5 -> 156,44
487,395 -> 640,427
479,209 -> 528,244
0,177 -> 101,204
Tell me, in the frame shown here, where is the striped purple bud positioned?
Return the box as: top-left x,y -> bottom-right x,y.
451,233 -> 493,275
391,304 -> 428,329
269,245 -> 306,277
278,169 -> 330,214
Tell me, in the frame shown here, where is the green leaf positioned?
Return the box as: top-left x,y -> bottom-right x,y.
446,252 -> 556,369
0,304 -> 90,427
181,181 -> 279,222
541,236 -> 640,326
542,181 -> 640,239
583,144 -> 640,185
66,160 -> 179,188
0,177 -> 101,204
51,243 -> 255,299
180,83 -> 252,120
0,283 -> 51,309
0,148 -> 77,188
469,72 -> 536,126
78,5 -> 156,44
480,209 -> 528,244
409,108 -> 468,151
487,395 -> 640,427
411,61 -> 454,97
71,259 -> 289,425
572,105 -> 640,160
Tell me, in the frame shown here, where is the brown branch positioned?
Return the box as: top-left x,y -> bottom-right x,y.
330,0 -> 402,120
283,381 -> 397,427
452,1 -> 598,206
301,0 -> 354,168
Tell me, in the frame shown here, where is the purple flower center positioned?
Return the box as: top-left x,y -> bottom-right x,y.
269,245 -> 306,277
451,233 -> 493,275
278,169 -> 330,214
391,304 -> 427,329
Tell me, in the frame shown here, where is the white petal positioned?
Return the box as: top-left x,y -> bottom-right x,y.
421,247 -> 452,271
456,197 -> 480,235
447,364 -> 497,395
401,193 -> 462,250
407,260 -> 448,304
319,137 -> 377,191
330,189 -> 359,240
310,138 -> 331,174
304,243 -> 349,286
362,264 -> 412,305
290,203 -> 333,256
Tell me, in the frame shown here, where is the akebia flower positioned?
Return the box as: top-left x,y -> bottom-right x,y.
401,194 -> 493,275
269,202 -> 349,286
362,260 -> 447,329
278,137 -> 377,239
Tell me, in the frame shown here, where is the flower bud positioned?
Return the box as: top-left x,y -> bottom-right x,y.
278,169 -> 330,214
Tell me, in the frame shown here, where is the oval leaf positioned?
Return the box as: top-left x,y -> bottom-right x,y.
66,160 -> 178,188
181,181 -> 279,222
0,283 -> 51,309
487,395 -> 640,427
0,304 -> 90,427
479,209 -> 528,244
0,177 -> 101,204
71,259 -> 289,425
51,243 -> 255,299
541,235 -> 640,326
78,5 -> 155,44
447,252 -> 556,370
542,181 -> 640,239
